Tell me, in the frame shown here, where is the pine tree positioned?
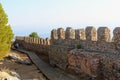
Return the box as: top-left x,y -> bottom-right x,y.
0,3 -> 14,59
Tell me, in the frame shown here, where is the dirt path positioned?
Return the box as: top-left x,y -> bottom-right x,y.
0,50 -> 48,80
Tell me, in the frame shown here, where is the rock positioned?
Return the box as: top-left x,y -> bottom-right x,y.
6,54 -> 32,65
0,69 -> 21,80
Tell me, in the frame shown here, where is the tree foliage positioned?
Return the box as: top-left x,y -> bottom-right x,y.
0,3 -> 14,59
29,32 -> 39,38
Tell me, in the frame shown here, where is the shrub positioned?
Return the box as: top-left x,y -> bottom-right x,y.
75,44 -> 83,49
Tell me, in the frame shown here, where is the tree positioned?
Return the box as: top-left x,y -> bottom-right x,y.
29,32 -> 39,38
0,3 -> 14,59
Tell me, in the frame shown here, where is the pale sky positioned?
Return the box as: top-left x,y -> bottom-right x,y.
1,0 -> 120,38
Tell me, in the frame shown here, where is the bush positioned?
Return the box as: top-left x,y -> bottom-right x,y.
75,44 -> 83,49
0,3 -> 14,59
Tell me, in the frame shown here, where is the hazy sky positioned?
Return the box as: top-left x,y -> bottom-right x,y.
1,0 -> 120,38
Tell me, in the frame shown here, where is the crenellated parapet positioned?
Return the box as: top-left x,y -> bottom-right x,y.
50,27 -> 120,53
16,36 -> 24,41
16,37 -> 50,46
51,27 -> 120,42
16,26 -> 120,54
51,27 -> 98,41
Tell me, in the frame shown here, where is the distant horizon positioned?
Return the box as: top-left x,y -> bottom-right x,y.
1,0 -> 120,38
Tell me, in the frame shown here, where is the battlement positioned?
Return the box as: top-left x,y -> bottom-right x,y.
51,27 -> 115,42
16,27 -> 120,54
50,27 -> 120,53
16,36 -> 50,45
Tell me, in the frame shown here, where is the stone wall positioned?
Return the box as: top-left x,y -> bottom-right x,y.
15,36 -> 50,55
51,27 -> 120,54
68,49 -> 120,80
48,27 -> 120,74
49,45 -> 72,70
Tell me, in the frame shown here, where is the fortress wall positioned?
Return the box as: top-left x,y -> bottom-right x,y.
49,45 -> 72,70
50,27 -> 120,54
15,27 -> 120,71
15,37 -> 50,56
49,27 -> 120,70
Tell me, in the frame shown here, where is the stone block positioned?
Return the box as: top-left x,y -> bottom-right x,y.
57,28 -> 65,39
85,27 -> 97,41
51,29 -> 58,40
113,27 -> 120,42
40,39 -> 44,45
46,38 -> 51,45
43,39 -> 46,45
65,27 -> 75,39
97,27 -> 110,42
75,29 -> 85,40
113,27 -> 120,51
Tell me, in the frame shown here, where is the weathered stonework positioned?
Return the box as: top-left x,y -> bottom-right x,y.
40,39 -> 44,45
15,26 -> 120,80
68,49 -> 120,80
51,29 -> 58,40
75,29 -> 85,40
43,39 -> 46,45
85,27 -> 97,41
35,38 -> 39,44
49,45 -> 71,70
97,27 -> 110,42
113,27 -> 120,51
57,28 -> 65,39
38,38 -> 41,44
113,27 -> 120,42
65,27 -> 75,39
46,38 -> 51,45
